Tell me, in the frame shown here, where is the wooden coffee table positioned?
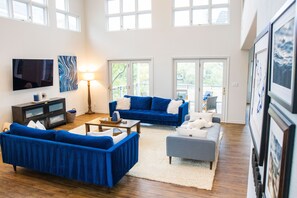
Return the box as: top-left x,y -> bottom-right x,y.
85,118 -> 141,135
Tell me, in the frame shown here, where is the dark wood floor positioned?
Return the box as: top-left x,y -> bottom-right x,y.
0,114 -> 251,198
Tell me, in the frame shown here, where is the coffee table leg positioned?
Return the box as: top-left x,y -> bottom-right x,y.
137,123 -> 141,134
127,128 -> 131,135
99,125 -> 103,132
85,124 -> 90,135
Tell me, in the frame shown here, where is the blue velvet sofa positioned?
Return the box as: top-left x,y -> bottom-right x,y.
109,95 -> 189,127
0,123 -> 139,188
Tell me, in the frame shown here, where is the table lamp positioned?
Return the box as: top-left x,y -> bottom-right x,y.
82,72 -> 95,114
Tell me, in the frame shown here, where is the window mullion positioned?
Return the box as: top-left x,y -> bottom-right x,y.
28,1 -> 32,21
208,4 -> 211,24
135,0 -> 138,28
8,0 -> 13,18
120,0 -> 123,29
189,0 -> 193,25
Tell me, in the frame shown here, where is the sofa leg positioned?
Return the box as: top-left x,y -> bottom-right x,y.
169,156 -> 172,164
13,165 -> 17,172
210,162 -> 213,170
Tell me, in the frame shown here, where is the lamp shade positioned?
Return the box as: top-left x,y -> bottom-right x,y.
82,72 -> 95,81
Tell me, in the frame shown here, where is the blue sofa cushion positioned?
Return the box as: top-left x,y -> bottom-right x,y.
151,97 -> 171,112
10,123 -> 56,140
56,130 -> 114,149
118,110 -> 178,122
124,95 -> 152,110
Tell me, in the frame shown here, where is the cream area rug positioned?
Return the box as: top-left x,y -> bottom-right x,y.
69,123 -> 222,190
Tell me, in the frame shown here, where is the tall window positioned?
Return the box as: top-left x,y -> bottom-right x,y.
56,0 -> 80,31
106,0 -> 152,31
0,0 -> 48,25
173,0 -> 229,27
108,60 -> 153,100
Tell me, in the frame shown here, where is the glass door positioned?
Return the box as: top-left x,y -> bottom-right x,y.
174,58 -> 228,120
175,61 -> 197,112
109,62 -> 129,101
109,60 -> 152,100
132,62 -> 150,96
199,59 -> 227,119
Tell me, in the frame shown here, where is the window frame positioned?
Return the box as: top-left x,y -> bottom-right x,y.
0,0 -> 48,25
173,0 -> 230,27
108,59 -> 154,100
55,0 -> 81,32
106,0 -> 152,31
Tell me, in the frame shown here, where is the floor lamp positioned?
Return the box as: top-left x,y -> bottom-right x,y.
82,72 -> 95,114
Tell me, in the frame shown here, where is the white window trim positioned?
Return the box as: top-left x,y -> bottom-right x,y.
173,0 -> 230,27
1,0 -> 48,25
55,0 -> 81,32
105,0 -> 152,31
108,59 -> 154,100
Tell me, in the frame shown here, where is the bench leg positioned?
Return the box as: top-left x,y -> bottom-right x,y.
169,156 -> 172,164
13,165 -> 17,172
210,162 -> 213,170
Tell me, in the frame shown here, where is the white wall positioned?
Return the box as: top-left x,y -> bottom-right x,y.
0,0 -> 87,128
85,0 -> 249,124
243,0 -> 297,197
240,0 -> 257,49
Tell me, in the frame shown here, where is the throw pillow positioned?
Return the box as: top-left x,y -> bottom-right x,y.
124,95 -> 152,110
10,123 -> 56,140
112,132 -> 128,144
151,97 -> 171,112
27,120 -> 36,128
87,129 -> 127,144
167,100 -> 183,114
36,120 -> 46,130
189,112 -> 214,122
188,118 -> 213,129
116,97 -> 131,110
176,127 -> 208,138
27,120 -> 46,130
56,130 -> 114,149
87,129 -> 113,137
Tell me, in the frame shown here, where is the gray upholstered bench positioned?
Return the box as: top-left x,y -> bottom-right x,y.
166,117 -> 221,169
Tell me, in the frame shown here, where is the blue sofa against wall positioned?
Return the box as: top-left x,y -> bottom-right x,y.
0,123 -> 139,188
109,95 -> 189,127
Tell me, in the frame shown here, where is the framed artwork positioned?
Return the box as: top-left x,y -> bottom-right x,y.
264,104 -> 295,198
268,0 -> 297,113
58,56 -> 78,92
249,26 -> 270,165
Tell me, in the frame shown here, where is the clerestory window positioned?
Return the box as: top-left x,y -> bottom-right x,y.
0,0 -> 48,25
173,0 -> 229,27
106,0 -> 152,31
55,0 -> 80,32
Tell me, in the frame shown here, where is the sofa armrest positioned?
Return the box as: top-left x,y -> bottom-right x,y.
177,102 -> 189,126
184,114 -> 190,121
106,132 -> 139,187
109,101 -> 117,117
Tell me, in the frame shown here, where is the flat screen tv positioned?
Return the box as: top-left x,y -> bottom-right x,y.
13,59 -> 54,91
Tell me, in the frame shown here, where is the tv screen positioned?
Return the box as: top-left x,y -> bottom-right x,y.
13,59 -> 54,91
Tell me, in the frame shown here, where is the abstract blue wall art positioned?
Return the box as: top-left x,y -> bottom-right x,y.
269,1 -> 297,113
58,56 -> 78,92
273,18 -> 294,89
